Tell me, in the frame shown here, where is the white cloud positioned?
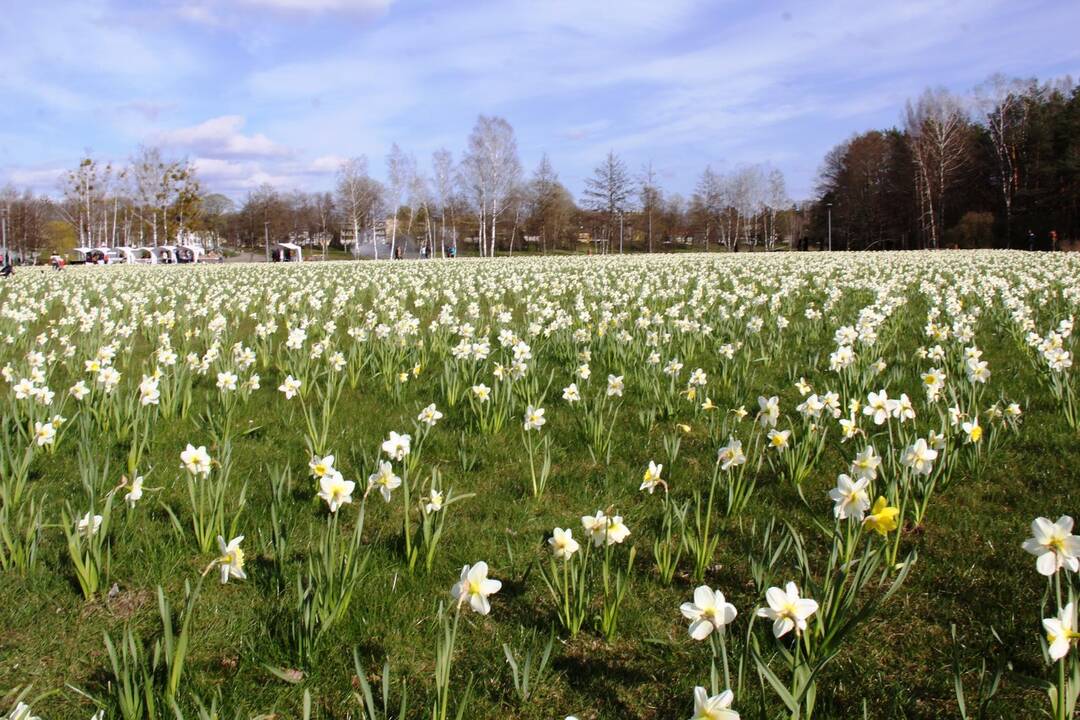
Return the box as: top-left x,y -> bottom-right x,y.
1,166 -> 66,191
307,155 -> 348,173
190,157 -> 253,181
235,0 -> 391,11
190,157 -> 288,193
155,116 -> 292,159
189,152 -> 346,197
561,121 -> 611,142
175,0 -> 392,25
115,100 -> 176,122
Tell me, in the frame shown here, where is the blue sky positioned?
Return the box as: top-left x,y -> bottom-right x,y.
1,0 -> 1078,202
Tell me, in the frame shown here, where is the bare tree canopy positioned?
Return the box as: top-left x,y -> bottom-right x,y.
337,156 -> 385,259
904,87 -> 971,249
583,150 -> 632,252
460,115 -> 522,257
639,161 -> 662,253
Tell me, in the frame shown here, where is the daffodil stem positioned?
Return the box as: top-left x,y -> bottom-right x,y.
403,466 -> 415,570
888,485 -> 908,568
1057,658 -> 1066,720
711,629 -> 731,694
792,635 -> 803,719
699,471 -> 717,580
1054,573 -> 1065,720
567,560 -> 578,634
524,431 -> 537,496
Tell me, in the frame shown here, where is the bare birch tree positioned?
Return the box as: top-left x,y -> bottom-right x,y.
904,88 -> 969,248
583,150 -> 632,253
529,154 -> 563,254
59,155 -> 113,247
458,150 -> 487,256
461,115 -> 521,257
731,165 -> 765,249
975,74 -> 1036,248
408,170 -> 434,256
694,166 -> 722,251
764,168 -> 788,251
386,143 -> 410,258
639,161 -> 662,253
339,157 -> 386,262
431,149 -> 455,258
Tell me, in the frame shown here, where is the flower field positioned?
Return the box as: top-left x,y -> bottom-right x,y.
1,251 -> 1078,720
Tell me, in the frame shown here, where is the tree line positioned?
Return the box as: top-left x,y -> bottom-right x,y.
215,115 -> 801,258
812,74 -> 1080,250
1,116 -> 802,260
1,146 -> 210,260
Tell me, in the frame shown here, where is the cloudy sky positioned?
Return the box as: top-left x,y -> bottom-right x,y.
1,0 -> 1077,201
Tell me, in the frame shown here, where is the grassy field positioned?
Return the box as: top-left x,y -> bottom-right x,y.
0,251 -> 1078,720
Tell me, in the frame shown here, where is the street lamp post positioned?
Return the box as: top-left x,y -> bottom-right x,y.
826,202 -> 833,252
264,220 -> 270,262
0,205 -> 7,265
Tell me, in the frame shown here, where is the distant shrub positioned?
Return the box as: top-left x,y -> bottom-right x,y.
947,211 -> 996,249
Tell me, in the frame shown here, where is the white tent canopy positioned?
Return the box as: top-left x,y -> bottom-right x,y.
274,242 -> 303,262
69,245 -> 203,265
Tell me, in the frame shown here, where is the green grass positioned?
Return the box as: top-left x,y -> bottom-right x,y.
0,252 -> 1077,719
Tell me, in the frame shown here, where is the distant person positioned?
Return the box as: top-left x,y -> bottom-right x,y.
0,261 -> 12,278
1027,229 -> 1036,251
1050,229 -> 1059,251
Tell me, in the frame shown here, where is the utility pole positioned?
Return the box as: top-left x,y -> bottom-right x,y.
826,202 -> 833,252
1,205 -> 7,265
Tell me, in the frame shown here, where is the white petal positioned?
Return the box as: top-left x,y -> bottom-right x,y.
795,598 -> 819,618
688,619 -> 714,640
765,586 -> 787,610
773,616 -> 795,638
680,602 -> 702,621
693,585 -> 715,609
1037,551 -> 1060,576
1033,517 -> 1055,541
470,593 -> 491,615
